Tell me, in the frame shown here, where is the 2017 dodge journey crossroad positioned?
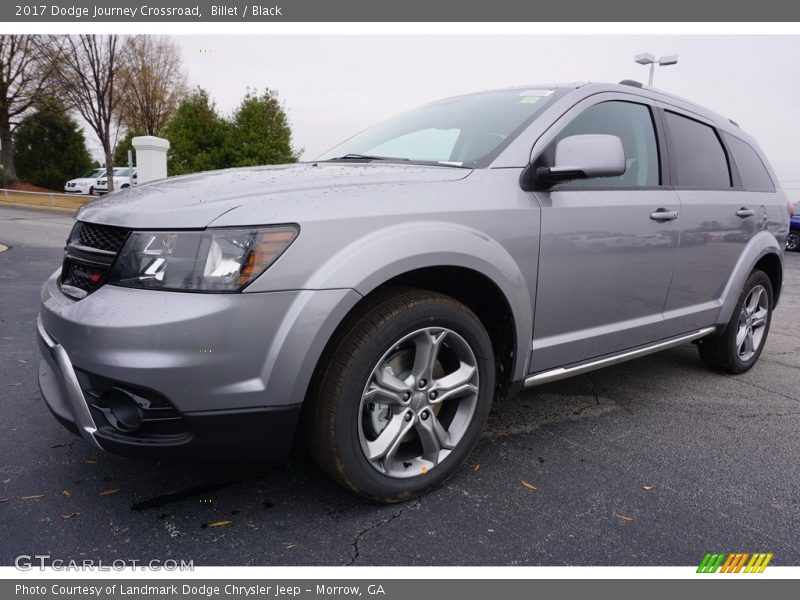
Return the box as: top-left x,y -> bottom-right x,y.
37,82 -> 788,501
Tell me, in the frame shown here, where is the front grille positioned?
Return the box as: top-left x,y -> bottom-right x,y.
59,222 -> 129,298
74,222 -> 128,253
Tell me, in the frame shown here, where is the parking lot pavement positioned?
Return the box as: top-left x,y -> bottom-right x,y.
1,205 -> 799,566
0,206 -> 75,249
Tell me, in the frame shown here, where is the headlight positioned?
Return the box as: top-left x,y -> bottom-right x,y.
110,225 -> 298,292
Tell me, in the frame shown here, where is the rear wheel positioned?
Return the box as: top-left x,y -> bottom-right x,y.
698,270 -> 772,374
787,231 -> 799,252
304,289 -> 494,502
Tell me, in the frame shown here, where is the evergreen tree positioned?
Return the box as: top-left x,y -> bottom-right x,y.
162,87 -> 299,176
14,100 -> 93,190
231,89 -> 299,166
162,87 -> 233,176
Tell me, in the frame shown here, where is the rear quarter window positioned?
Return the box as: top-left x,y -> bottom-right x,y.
665,111 -> 731,189
722,132 -> 775,193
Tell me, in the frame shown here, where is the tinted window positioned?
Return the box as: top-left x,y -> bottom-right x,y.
553,101 -> 660,187
665,111 -> 731,189
723,133 -> 775,192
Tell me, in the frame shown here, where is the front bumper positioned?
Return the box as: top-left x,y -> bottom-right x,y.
37,315 -> 103,449
37,270 -> 361,458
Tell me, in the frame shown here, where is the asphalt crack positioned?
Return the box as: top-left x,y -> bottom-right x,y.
586,373 -> 601,405
738,412 -> 800,418
724,376 -> 800,404
348,499 -> 422,565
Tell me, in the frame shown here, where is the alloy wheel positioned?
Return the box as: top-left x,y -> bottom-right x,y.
736,284 -> 769,361
357,327 -> 479,479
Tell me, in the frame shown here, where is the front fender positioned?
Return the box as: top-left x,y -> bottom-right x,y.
717,230 -> 784,326
302,221 -> 534,382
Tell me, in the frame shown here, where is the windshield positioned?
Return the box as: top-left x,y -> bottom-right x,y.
81,169 -> 103,178
113,168 -> 133,176
318,88 -> 560,167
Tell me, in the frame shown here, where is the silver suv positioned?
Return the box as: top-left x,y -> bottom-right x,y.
37,82 -> 788,501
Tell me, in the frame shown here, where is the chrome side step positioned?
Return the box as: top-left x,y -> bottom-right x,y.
524,326 -> 716,387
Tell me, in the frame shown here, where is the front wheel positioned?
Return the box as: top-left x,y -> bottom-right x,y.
304,289 -> 494,502
698,270 -> 773,374
787,231 -> 800,252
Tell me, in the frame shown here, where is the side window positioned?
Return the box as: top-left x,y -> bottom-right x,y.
722,132 -> 775,193
552,101 -> 660,188
664,111 -> 731,189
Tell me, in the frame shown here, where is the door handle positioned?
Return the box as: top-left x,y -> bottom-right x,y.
736,207 -> 755,218
650,208 -> 679,222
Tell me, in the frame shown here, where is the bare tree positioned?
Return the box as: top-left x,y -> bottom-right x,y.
49,35 -> 126,192
119,36 -> 187,136
0,35 -> 54,184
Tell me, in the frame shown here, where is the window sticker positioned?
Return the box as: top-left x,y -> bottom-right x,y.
520,89 -> 554,97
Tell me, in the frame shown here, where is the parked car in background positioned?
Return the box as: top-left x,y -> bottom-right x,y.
94,168 -> 137,195
64,169 -> 105,195
38,82 -> 788,502
787,204 -> 800,251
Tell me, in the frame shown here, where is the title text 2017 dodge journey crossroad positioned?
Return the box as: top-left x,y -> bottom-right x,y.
38,82 -> 788,501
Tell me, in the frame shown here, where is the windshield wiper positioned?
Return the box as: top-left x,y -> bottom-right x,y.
326,154 -> 408,162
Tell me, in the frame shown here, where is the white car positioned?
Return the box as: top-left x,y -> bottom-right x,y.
64,169 -> 105,195
94,167 -> 137,195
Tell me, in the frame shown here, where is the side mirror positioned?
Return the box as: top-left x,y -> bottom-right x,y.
536,134 -> 626,187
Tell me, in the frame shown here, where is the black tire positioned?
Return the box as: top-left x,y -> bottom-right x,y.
88,187 -> 94,196
787,231 -> 800,252
698,270 -> 773,374
304,288 -> 495,502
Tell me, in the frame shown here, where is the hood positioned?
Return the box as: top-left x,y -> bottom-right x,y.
76,163 -> 472,229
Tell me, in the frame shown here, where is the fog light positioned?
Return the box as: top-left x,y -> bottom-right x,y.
99,388 -> 144,432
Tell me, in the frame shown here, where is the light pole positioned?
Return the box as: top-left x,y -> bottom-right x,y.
634,53 -> 678,87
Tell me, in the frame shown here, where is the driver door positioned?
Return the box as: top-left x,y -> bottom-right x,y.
529,98 -> 680,372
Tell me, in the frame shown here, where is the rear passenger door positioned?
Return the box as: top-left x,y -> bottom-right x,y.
530,97 -> 680,372
660,109 -> 763,334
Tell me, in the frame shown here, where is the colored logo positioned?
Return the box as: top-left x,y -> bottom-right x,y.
697,552 -> 773,573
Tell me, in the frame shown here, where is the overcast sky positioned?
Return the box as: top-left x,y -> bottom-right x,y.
116,35 -> 800,198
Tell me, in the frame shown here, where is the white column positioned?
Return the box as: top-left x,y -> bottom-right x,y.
132,136 -> 170,183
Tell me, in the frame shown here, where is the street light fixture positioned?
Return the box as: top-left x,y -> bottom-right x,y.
634,53 -> 679,87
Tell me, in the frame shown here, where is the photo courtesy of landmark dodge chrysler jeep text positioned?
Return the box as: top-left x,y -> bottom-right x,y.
37,82 -> 788,501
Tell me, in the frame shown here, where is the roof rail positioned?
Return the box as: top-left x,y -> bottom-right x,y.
619,79 -> 643,88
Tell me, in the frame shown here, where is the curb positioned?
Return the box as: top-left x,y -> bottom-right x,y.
0,188 -> 90,213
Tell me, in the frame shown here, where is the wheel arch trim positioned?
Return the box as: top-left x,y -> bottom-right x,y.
298,222 -> 534,384
717,231 -> 783,326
